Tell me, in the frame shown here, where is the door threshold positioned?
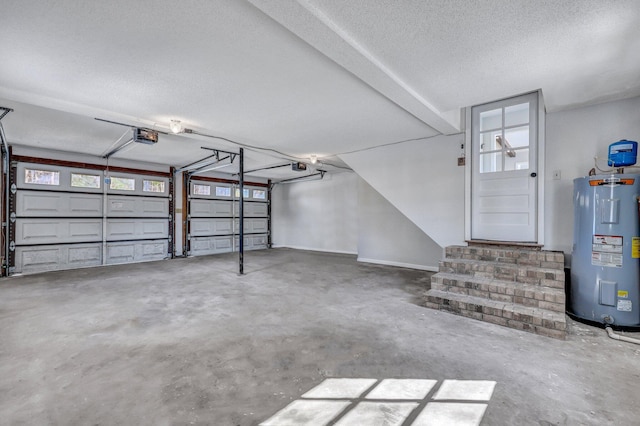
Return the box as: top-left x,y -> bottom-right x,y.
466,240 -> 543,250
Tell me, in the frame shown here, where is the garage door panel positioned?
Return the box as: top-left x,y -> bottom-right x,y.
248,202 -> 268,217
107,196 -> 169,217
69,196 -> 103,216
189,200 -> 265,218
233,201 -> 268,217
190,218 -> 234,236
234,234 -> 268,251
249,234 -> 268,249
106,240 -> 168,264
190,199 -> 233,217
141,198 -> 169,216
17,191 -> 102,217
190,236 -> 233,256
106,243 -> 134,263
68,245 -> 102,264
234,218 -> 268,233
15,246 -> 59,272
14,243 -> 103,274
106,219 -> 168,241
250,218 -> 268,233
16,218 -> 102,245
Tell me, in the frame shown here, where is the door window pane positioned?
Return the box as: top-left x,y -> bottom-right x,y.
480,152 -> 503,173
71,173 -> 100,188
25,169 -> 59,185
504,126 -> 529,149
110,177 -> 135,191
505,102 -> 529,127
479,108 -> 502,131
480,130 -> 502,152
477,101 -> 532,174
252,189 -> 266,200
504,149 -> 529,171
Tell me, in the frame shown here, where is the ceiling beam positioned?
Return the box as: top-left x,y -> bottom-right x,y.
247,0 -> 460,134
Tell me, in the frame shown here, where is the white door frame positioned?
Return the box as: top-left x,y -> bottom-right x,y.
464,90 -> 545,245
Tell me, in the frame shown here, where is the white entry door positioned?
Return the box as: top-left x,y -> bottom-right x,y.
471,92 -> 538,242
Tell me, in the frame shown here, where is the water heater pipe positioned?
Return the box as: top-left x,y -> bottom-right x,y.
605,326 -> 640,345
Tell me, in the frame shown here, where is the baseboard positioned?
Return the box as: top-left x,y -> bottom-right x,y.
272,245 -> 358,256
357,257 -> 438,272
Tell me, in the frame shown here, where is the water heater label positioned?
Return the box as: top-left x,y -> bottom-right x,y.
633,237 -> 640,258
592,234 -> 623,267
593,235 -> 623,246
617,299 -> 632,312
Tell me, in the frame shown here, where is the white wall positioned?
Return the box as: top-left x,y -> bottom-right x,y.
271,171 -> 358,254
357,178 -> 442,270
545,95 -> 640,255
271,169 -> 445,269
340,134 -> 466,249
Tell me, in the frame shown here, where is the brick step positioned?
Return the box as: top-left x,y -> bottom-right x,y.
438,258 -> 565,286
424,289 -> 566,339
445,245 -> 564,270
431,273 -> 565,313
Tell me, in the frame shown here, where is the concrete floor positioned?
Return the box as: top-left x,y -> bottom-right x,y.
0,248 -> 638,425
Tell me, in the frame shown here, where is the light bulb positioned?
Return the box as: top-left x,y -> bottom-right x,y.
310,154 -> 318,164
170,120 -> 182,134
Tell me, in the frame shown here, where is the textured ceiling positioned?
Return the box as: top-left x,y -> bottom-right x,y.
299,0 -> 640,112
1,0 -> 639,178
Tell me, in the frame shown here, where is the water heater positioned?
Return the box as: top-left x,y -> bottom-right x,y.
571,174 -> 640,326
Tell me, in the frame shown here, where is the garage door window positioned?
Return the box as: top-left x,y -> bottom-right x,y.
143,180 -> 165,193
235,188 -> 250,198
25,169 -> 59,185
216,186 -> 231,197
71,173 -> 101,188
110,177 -> 135,191
253,189 -> 266,200
193,184 -> 210,196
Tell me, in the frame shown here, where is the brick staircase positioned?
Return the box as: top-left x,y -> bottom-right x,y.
424,244 -> 567,339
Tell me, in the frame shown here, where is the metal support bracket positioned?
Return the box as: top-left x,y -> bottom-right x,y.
275,170 -> 326,184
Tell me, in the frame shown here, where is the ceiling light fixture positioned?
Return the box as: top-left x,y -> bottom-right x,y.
310,154 -> 318,164
169,120 -> 182,134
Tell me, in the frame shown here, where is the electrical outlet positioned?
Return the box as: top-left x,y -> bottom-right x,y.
458,157 -> 465,166
553,170 -> 561,180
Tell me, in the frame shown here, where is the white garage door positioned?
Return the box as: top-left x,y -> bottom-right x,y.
186,176 -> 269,256
11,158 -> 173,274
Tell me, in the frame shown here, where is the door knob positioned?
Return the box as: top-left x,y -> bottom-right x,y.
530,172 -> 537,177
